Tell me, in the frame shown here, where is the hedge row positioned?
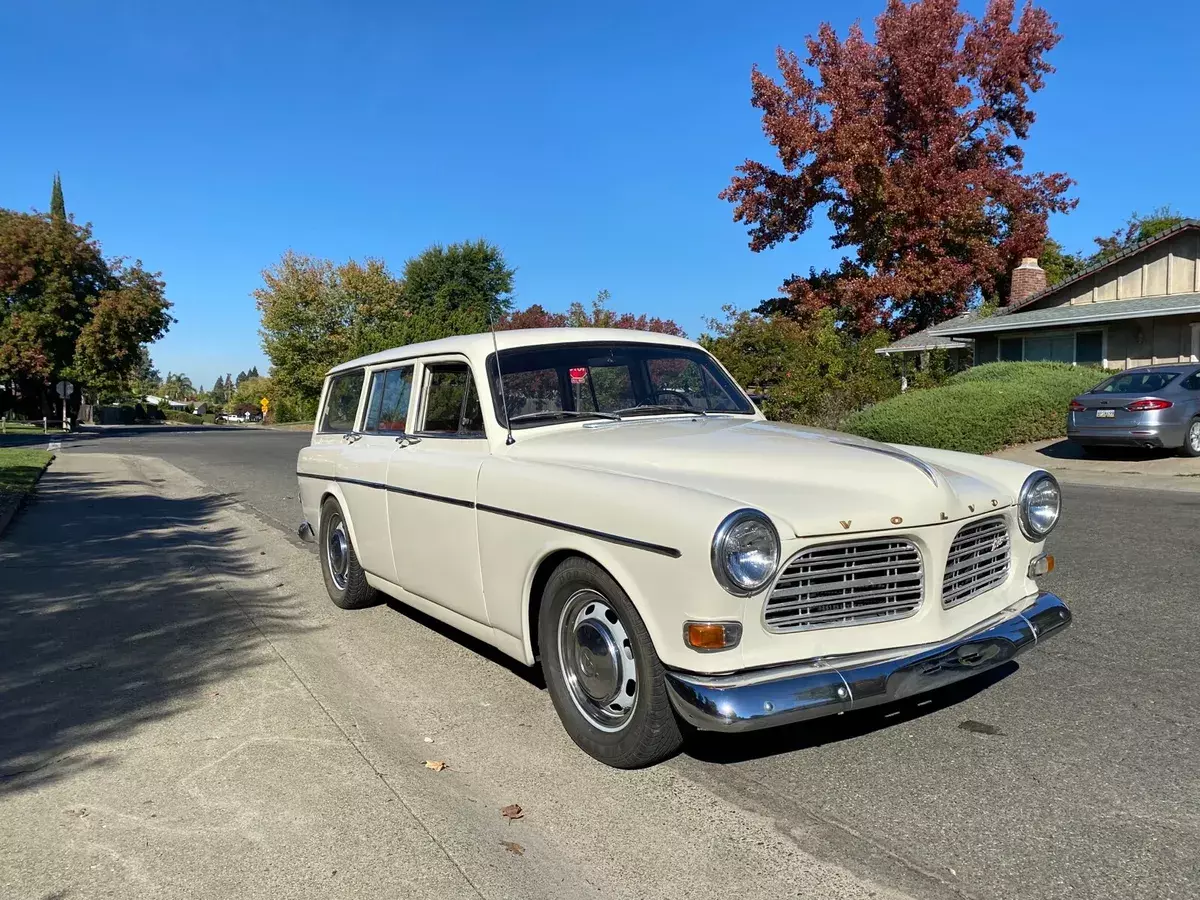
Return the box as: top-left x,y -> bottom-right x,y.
840,362 -> 1107,455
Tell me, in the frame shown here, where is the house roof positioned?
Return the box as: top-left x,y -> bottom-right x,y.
875,315 -> 976,354
1009,219 -> 1200,313
935,292 -> 1200,337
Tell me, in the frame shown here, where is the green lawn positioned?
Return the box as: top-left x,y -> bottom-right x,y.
0,422 -> 64,434
0,449 -> 55,495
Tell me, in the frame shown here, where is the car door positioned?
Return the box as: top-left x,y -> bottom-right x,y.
338,363 -> 415,583
386,357 -> 489,624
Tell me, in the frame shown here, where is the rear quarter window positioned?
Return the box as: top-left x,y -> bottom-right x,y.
320,370 -> 365,432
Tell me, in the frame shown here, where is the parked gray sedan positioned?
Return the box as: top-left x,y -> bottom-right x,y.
1067,363 -> 1200,456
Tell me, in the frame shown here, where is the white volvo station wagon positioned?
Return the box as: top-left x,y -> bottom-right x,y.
297,328 -> 1071,768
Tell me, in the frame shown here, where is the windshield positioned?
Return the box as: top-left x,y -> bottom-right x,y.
486,341 -> 755,428
1091,371 -> 1180,394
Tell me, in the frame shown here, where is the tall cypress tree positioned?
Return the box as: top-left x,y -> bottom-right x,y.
50,173 -> 66,221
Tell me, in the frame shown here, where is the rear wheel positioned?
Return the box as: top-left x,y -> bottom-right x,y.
1182,418 -> 1200,458
539,557 -> 682,768
319,497 -> 378,610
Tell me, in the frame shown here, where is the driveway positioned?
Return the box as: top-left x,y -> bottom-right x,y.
994,438 -> 1200,492
3,427 -> 1197,899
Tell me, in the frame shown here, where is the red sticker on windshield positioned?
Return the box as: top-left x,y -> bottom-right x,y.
569,367 -> 588,383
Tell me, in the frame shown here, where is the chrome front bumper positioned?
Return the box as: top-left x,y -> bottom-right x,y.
665,591 -> 1071,733
297,520 -> 315,543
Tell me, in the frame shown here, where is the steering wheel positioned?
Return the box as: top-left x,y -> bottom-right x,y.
651,389 -> 694,408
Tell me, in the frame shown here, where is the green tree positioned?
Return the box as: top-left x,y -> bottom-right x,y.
161,372 -> 195,400
1038,238 -> 1087,288
701,307 -> 897,427
1091,206 -> 1188,263
0,198 -> 172,411
50,173 -> 66,222
256,252 -> 404,412
389,239 -> 514,344
247,365 -> 259,378
256,241 -> 512,413
131,346 -> 161,397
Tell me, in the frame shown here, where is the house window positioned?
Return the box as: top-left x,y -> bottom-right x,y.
974,336 -> 998,364
999,337 -> 1023,361
1075,332 -> 1103,365
1024,334 -> 1074,363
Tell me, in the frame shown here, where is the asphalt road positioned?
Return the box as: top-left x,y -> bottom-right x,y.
23,425 -> 1200,898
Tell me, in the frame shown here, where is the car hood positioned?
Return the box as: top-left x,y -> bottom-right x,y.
509,417 -> 1015,537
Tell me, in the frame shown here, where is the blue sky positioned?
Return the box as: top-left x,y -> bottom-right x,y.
2,0 -> 1197,388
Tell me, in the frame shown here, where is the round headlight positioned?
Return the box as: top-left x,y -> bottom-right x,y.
711,509 -> 780,596
1018,471 -> 1061,540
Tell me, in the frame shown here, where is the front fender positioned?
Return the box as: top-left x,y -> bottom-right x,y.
477,457 -> 757,672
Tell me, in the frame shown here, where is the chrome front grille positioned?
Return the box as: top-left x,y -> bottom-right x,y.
942,515 -> 1010,608
764,539 -> 923,633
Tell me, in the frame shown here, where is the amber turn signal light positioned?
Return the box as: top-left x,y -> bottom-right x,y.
1027,554 -> 1055,577
684,621 -> 743,652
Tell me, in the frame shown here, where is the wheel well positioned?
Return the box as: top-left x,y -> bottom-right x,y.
527,549 -> 593,660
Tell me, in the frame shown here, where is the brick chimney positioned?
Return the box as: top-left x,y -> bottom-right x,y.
1008,257 -> 1047,307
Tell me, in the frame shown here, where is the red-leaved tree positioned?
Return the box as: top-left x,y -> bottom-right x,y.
499,290 -> 685,336
721,0 -> 1075,335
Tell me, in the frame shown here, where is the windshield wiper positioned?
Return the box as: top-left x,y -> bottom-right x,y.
508,410 -> 621,424
613,404 -> 708,418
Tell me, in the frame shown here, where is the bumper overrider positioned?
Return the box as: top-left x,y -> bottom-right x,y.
665,591 -> 1071,732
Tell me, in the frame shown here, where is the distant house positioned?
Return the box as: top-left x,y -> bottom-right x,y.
936,220 -> 1200,369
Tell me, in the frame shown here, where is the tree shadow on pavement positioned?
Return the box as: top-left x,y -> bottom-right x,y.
683,663 -> 1016,764
0,466 -> 314,795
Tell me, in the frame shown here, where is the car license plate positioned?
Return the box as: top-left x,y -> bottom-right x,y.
1096,409 -> 1115,418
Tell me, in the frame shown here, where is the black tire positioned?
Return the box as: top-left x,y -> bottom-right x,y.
539,557 -> 682,768
318,496 -> 378,610
1182,418 -> 1200,458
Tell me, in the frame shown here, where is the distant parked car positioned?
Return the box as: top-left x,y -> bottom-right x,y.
1068,363 -> 1200,456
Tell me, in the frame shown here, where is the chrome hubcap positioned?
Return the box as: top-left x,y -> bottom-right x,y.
558,589 -> 637,732
1190,423 -> 1200,453
326,515 -> 350,590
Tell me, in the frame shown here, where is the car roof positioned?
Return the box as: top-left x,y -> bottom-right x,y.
1117,363 -> 1197,373
326,328 -> 699,376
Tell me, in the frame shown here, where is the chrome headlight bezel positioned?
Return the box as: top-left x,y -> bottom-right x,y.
1018,470 -> 1061,540
710,509 -> 781,596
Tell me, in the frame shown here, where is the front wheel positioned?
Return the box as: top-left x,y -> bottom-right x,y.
1182,418 -> 1200,458
539,557 -> 683,768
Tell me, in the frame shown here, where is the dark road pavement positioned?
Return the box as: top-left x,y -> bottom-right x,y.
9,425 -> 1198,899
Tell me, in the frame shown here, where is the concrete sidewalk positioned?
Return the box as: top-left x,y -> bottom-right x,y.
994,438 -> 1200,492
0,453 -> 910,900
0,453 -> 483,899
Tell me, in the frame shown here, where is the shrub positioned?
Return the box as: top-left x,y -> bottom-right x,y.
841,362 -> 1106,454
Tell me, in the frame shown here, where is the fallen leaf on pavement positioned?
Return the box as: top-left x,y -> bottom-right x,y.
500,840 -> 524,856
423,760 -> 448,771
500,803 -> 523,820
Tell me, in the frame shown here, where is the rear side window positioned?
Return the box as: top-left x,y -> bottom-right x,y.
1182,371 -> 1200,391
420,363 -> 485,436
1093,371 -> 1179,393
321,370 -> 364,432
364,366 -> 414,433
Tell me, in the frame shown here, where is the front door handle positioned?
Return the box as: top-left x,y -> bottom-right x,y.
395,434 -> 422,448
343,432 -> 362,444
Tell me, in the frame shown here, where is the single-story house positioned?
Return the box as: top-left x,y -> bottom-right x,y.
937,220 -> 1200,369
